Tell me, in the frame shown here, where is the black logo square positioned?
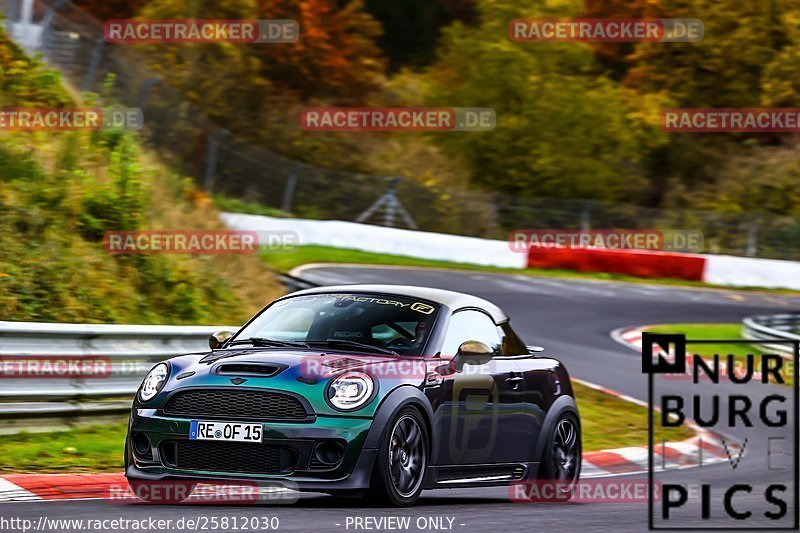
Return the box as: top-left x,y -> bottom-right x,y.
642,333 -> 686,374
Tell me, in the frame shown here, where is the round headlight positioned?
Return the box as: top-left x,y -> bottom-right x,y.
139,363 -> 169,402
327,371 -> 375,410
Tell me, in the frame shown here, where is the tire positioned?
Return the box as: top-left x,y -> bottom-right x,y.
537,411 -> 581,501
368,406 -> 429,507
128,479 -> 196,504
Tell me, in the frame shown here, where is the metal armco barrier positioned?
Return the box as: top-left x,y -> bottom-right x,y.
0,321 -> 235,429
742,313 -> 800,356
0,275 -> 316,432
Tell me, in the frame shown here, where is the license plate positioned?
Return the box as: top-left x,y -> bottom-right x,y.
189,420 -> 263,443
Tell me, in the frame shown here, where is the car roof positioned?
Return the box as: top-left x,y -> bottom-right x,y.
282,284 -> 508,323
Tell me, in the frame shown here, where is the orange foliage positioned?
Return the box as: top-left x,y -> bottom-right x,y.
255,0 -> 385,101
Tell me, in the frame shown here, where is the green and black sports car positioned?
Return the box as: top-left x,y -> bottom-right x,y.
125,284 -> 581,506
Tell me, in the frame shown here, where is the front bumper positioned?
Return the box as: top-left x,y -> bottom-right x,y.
126,408 -> 378,491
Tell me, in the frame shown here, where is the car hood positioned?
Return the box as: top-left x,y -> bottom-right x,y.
142,348 -> 431,418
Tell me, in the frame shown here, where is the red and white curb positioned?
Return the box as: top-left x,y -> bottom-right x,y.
613,327 -> 650,352
575,378 -> 741,479
0,474 -> 127,503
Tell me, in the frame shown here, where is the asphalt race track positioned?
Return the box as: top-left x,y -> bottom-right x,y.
4,265 -> 800,532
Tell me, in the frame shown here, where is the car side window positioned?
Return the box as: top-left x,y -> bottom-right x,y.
440,310 -> 502,356
498,322 -> 528,355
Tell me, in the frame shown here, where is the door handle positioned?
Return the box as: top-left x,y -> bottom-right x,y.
506,374 -> 524,390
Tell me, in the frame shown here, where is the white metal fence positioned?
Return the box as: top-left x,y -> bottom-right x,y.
0,321 -> 234,429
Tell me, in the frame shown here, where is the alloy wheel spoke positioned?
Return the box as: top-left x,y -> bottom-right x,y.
399,466 -> 412,492
564,423 -> 576,449
406,422 -> 420,447
397,420 -> 409,443
389,416 -> 425,497
552,418 -> 579,490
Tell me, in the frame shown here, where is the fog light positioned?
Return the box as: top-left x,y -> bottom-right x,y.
313,441 -> 345,466
132,432 -> 152,459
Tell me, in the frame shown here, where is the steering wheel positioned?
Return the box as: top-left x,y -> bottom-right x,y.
386,337 -> 414,350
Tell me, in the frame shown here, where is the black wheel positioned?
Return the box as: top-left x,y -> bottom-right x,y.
539,411 -> 581,499
368,407 -> 428,507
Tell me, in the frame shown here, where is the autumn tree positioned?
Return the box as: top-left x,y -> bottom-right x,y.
624,0 -> 794,108
137,0 -> 385,104
403,0 -> 653,202
581,0 -> 657,80
253,0 -> 384,101
73,0 -> 150,21
364,0 -> 477,70
621,0 -> 800,204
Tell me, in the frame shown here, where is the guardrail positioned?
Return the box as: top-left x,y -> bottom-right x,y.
742,313 -> 800,356
0,274 -> 317,432
0,321 -> 235,430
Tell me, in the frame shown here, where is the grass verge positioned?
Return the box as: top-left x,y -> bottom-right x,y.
574,382 -> 693,451
260,245 -> 800,294
0,383 -> 691,473
0,418 -> 127,473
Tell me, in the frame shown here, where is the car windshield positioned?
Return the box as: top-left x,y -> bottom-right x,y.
232,293 -> 440,356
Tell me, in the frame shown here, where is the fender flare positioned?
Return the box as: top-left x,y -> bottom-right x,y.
362,385 -> 435,450
532,394 -> 580,464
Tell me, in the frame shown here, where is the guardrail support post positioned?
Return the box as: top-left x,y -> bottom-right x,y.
40,0 -> 72,53
281,170 -> 298,213
203,130 -> 226,191
82,37 -> 105,92
580,200 -> 595,231
356,177 -> 417,229
137,77 -> 162,111
746,215 -> 760,257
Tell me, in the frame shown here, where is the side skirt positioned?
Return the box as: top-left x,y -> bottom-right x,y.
423,462 -> 539,489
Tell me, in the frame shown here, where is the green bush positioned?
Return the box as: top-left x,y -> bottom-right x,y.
0,30 -> 279,324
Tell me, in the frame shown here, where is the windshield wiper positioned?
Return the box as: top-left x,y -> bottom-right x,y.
228,337 -> 309,348
305,339 -> 398,355
200,338 -> 310,363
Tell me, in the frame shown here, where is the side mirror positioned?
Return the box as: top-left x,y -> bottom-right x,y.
209,331 -> 233,350
453,340 -> 494,370
527,345 -> 544,354
458,340 -> 494,356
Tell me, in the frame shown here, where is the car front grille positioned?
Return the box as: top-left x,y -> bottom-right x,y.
163,389 -> 309,420
161,440 -> 298,475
